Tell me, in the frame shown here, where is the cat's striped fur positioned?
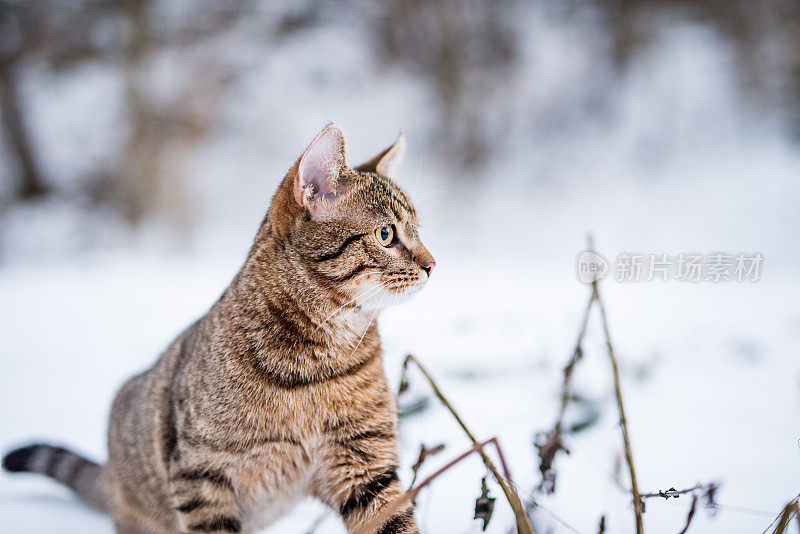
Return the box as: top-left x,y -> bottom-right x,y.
3,125 -> 434,533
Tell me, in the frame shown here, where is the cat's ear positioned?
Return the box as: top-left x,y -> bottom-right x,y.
355,133 -> 406,178
295,124 -> 347,208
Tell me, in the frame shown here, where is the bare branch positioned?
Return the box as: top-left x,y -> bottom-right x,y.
354,437 -> 510,534
763,494 -> 800,534
536,289 -> 595,493
410,443 -> 445,487
589,236 -> 644,534
597,515 -> 606,534
773,502 -> 799,534
677,494 -> 699,534
641,483 -> 715,500
396,354 -> 535,534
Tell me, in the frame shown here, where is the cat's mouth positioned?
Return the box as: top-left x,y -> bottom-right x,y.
387,283 -> 424,296
357,279 -> 426,310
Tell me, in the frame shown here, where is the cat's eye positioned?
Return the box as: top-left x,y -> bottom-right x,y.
375,225 -> 394,247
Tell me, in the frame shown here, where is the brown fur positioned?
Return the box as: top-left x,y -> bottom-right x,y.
3,125 -> 434,534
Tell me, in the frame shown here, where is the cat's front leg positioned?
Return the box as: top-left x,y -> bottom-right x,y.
168,464 -> 242,534
314,426 -> 419,533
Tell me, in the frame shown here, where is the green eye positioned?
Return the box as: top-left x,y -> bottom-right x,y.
375,225 -> 394,247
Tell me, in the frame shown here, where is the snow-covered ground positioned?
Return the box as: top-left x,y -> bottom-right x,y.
1,250 -> 799,533
2,3 -> 800,533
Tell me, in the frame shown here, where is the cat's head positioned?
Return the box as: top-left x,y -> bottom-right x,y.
266,124 -> 435,311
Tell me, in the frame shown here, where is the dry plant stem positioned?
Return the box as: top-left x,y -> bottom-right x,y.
413,438 -> 510,497
592,279 -> 644,534
536,288 -> 596,494
399,354 -> 535,534
409,443 -> 445,487
677,495 -> 698,534
558,291 -> 596,422
597,515 -> 606,534
765,495 -> 800,534
552,291 -> 596,436
626,482 -> 716,499
640,483 -> 709,500
773,503 -> 799,534
641,486 -> 699,499
354,438 -> 509,534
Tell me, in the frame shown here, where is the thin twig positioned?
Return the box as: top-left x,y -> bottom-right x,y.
677,494 -> 698,534
641,484 -> 706,500
559,292 -> 596,423
589,236 -> 644,534
536,288 -> 596,492
763,494 -> 800,534
414,438 -> 508,499
712,503 -> 772,517
409,443 -> 445,487
397,354 -> 535,534
509,477 -> 584,534
354,438 -> 510,534
773,503 -> 799,534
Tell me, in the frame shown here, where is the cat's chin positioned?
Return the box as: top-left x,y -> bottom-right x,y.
358,284 -> 425,311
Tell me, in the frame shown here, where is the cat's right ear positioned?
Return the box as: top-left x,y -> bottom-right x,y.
294,124 -> 347,210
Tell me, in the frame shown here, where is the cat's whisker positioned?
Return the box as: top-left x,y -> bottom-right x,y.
356,278 -> 395,300
315,279 -> 391,331
347,291 -> 386,358
346,280 -> 389,309
316,286 -> 383,332
410,161 -> 424,197
326,272 -> 384,308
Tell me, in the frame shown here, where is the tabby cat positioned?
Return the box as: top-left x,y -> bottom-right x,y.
2,124 -> 435,534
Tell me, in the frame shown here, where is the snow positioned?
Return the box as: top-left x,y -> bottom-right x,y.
2,253 -> 798,533
2,3 -> 800,533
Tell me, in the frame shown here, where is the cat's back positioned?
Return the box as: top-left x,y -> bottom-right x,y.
107,321 -> 204,474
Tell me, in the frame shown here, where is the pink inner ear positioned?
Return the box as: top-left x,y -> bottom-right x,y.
296,127 -> 345,206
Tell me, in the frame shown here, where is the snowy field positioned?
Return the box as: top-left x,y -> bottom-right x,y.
1,249 -> 799,533
2,3 -> 800,533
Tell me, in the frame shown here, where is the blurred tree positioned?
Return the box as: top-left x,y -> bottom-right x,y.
0,0 -> 247,229
2,0 -> 799,224
114,0 -> 243,226
601,0 -> 800,134
374,0 -> 518,169
0,1 -> 51,200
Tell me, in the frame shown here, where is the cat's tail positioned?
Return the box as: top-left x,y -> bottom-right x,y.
2,443 -> 109,513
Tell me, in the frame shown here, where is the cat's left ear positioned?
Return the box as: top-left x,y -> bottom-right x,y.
295,124 -> 348,209
355,133 -> 406,179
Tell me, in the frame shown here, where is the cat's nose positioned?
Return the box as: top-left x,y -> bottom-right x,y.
415,246 -> 436,277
